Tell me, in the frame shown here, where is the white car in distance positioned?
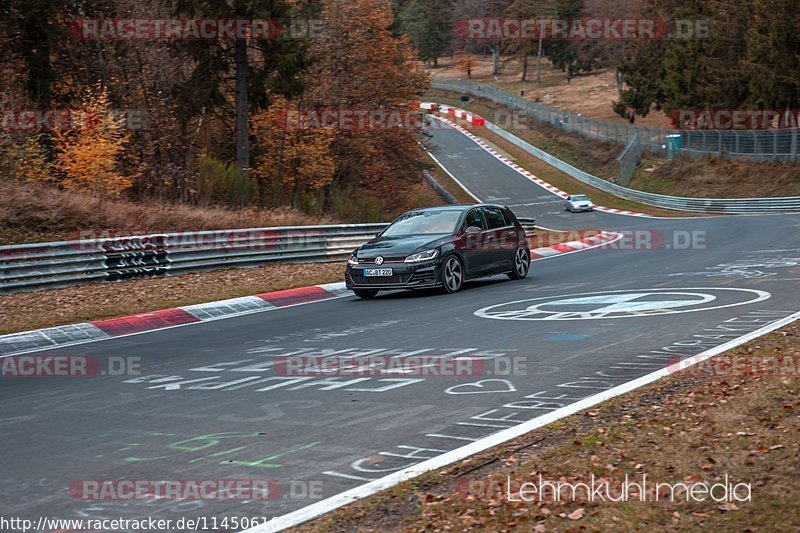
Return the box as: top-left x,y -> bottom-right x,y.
565,194 -> 594,212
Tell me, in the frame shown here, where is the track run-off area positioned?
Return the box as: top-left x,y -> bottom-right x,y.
2,119 -> 800,531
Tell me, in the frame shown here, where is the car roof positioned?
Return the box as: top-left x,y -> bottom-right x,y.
406,204 -> 508,213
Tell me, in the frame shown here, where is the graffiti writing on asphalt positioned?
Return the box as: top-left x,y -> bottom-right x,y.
245,320 -> 403,345
94,431 -> 319,469
121,347 -> 514,393
669,257 -> 800,278
322,309 -> 794,484
445,379 -> 516,395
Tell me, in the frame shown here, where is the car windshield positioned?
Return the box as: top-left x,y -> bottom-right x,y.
571,195 -> 589,201
382,210 -> 462,236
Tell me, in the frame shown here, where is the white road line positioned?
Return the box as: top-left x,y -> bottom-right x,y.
425,149 -> 482,202
245,309 -> 800,533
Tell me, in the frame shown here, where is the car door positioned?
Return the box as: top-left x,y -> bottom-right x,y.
481,206 -> 515,272
458,208 -> 490,275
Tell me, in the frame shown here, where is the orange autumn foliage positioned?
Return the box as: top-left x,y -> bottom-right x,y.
53,85 -> 132,197
306,0 -> 430,196
252,95 -> 336,207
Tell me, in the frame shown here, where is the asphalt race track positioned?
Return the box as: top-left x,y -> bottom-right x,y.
2,120 -> 800,529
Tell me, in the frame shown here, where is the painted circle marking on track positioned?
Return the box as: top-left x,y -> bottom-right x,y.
474,288 -> 771,321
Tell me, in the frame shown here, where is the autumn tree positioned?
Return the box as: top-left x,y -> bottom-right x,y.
456,54 -> 476,78
307,0 -> 429,211
453,0 -> 514,75
53,85 -> 133,197
174,0 -> 311,205
397,0 -> 453,67
505,0 -> 555,82
745,0 -> 800,110
252,95 -> 335,209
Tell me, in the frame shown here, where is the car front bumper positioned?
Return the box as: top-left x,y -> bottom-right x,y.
345,261 -> 442,291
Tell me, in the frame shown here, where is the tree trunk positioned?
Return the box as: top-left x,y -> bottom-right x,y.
234,38 -> 250,207
492,43 -> 501,75
536,33 -> 544,83
521,54 -> 528,82
273,130 -> 287,207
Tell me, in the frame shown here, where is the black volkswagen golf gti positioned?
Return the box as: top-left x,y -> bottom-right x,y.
345,204 -> 531,298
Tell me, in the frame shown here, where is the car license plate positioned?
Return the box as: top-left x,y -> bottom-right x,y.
364,268 -> 393,277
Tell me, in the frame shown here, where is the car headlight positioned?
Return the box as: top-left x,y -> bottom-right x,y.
404,249 -> 439,263
348,253 -> 359,266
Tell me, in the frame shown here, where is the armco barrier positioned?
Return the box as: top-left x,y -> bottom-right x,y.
431,79 -> 800,162
0,220 -> 539,294
0,224 -> 386,294
480,118 -> 800,214
428,105 -> 800,215
425,102 -> 800,213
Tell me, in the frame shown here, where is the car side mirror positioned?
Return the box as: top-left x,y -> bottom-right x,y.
466,226 -> 482,234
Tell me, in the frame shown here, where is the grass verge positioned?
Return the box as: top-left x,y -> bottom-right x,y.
0,179 -> 334,245
423,152 -> 478,204
427,89 -> 800,201
298,319 -> 800,532
429,102 -> 698,217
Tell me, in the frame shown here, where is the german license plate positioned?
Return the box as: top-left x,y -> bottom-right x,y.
364,268 -> 393,277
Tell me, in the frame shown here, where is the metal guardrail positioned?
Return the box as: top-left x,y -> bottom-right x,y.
616,132 -> 641,187
0,219 -> 540,294
423,169 -> 458,204
432,79 -> 800,162
481,119 -> 800,214
0,224 -> 388,294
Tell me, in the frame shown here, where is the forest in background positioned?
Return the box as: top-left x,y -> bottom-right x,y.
0,0 -> 429,220
1,0 -> 798,220
395,0 -> 799,124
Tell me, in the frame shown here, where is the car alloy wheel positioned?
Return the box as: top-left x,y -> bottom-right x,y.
442,255 -> 463,293
508,248 -> 530,280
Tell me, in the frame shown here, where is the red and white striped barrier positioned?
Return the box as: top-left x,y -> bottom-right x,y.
0,230 -> 620,356
433,114 -> 650,218
421,102 -> 485,127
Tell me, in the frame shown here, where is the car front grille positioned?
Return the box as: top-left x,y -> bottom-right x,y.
359,257 -> 405,264
356,273 -> 413,285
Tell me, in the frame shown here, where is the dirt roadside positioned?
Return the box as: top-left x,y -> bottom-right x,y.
297,320 -> 800,532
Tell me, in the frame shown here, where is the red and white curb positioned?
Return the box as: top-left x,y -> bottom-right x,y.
432,113 -> 651,218
0,283 -> 351,356
0,233 -> 617,357
529,231 -> 618,260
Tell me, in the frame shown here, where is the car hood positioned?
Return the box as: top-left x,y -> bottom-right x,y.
356,234 -> 450,259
